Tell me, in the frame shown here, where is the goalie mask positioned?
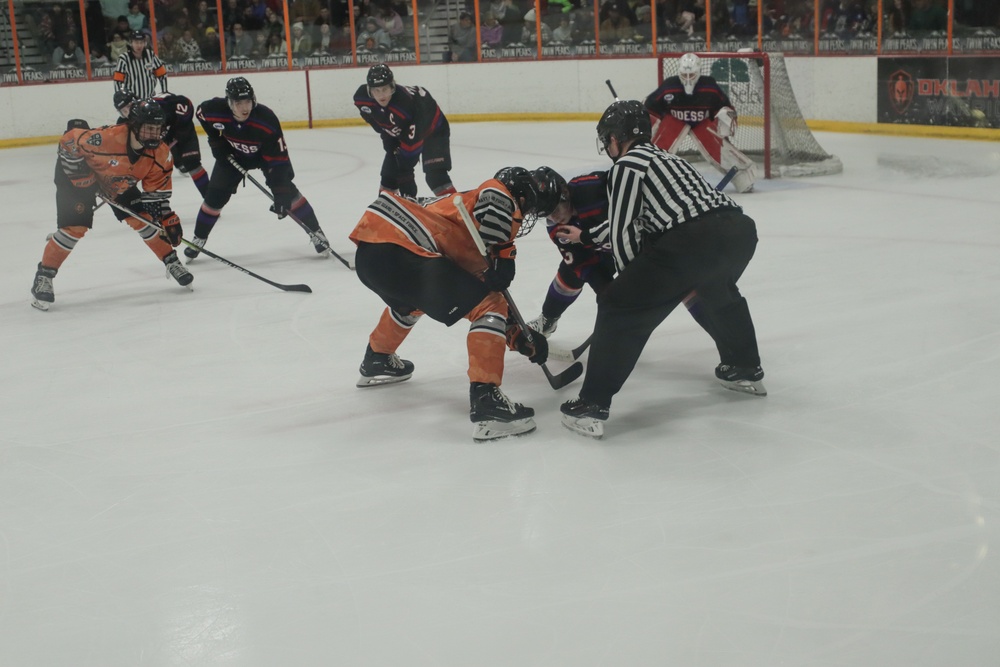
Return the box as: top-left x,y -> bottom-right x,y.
678,52 -> 701,95
127,98 -> 166,149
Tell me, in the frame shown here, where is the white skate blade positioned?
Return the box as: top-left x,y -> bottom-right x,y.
472,417 -> 536,442
31,299 -> 51,311
356,373 -> 412,388
561,414 -> 604,439
717,378 -> 767,396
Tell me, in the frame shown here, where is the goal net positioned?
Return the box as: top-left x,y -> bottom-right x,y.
657,52 -> 842,178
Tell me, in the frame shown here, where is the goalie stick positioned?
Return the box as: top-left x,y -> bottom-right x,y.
550,167 -> 736,360
452,195 -> 583,391
226,156 -> 355,271
99,195 -> 313,293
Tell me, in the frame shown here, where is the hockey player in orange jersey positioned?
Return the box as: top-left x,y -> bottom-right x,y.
30,99 -> 191,311
349,167 -> 561,442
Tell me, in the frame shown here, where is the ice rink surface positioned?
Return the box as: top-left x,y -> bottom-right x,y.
1,122 -> 998,666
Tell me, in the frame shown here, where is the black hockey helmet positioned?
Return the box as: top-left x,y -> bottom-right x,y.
510,166 -> 566,236
366,63 -> 394,89
532,166 -> 567,218
596,99 -> 651,154
225,76 -> 256,103
495,166 -> 549,236
129,30 -> 146,42
113,89 -> 138,113
128,98 -> 166,149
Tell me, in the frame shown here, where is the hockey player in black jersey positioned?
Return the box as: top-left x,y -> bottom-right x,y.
353,64 -> 456,198
114,90 -> 209,197
559,100 -> 766,439
188,77 -> 331,259
525,168 -> 617,338
644,52 -> 756,193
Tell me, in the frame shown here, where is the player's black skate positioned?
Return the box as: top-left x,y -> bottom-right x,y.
309,229 -> 331,255
357,344 -> 414,387
30,263 -> 57,311
163,251 -> 194,288
527,313 -> 559,338
184,236 -> 206,261
715,364 -> 767,396
469,382 -> 536,442
560,396 -> 609,439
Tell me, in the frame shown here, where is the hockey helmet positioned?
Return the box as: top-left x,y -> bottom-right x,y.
515,166 -> 567,236
129,30 -> 147,42
128,98 -> 166,149
225,76 -> 256,103
678,52 -> 701,95
596,100 -> 651,155
113,89 -> 138,113
367,63 -> 394,89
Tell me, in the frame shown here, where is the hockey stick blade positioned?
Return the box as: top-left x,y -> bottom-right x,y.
715,167 -> 738,191
99,195 -> 312,293
543,360 -> 584,390
605,79 -> 619,101
548,334 -> 593,362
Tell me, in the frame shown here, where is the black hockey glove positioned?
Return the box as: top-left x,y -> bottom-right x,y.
506,323 -> 548,365
269,184 -> 295,219
483,242 -> 516,292
382,134 -> 400,154
115,186 -> 144,214
159,211 -> 183,247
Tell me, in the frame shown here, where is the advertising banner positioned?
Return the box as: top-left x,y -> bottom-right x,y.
878,56 -> 1000,128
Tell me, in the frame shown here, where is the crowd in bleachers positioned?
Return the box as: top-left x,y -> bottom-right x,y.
8,0 -> 1000,73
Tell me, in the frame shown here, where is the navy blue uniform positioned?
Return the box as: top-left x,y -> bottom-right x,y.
353,83 -> 454,197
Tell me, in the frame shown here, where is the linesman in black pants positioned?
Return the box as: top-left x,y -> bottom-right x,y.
558,100 -> 766,439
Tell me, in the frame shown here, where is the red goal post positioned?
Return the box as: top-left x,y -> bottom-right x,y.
657,51 -> 842,179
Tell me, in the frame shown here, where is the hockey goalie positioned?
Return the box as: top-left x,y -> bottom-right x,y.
644,53 -> 756,193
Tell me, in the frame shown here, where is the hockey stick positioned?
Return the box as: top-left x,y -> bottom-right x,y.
452,195 -> 583,390
605,80 -> 619,101
226,156 -> 354,270
551,167 -> 736,359
99,195 -> 313,293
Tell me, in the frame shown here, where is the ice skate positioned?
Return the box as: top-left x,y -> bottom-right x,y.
560,396 -> 609,439
164,251 -> 194,288
30,263 -> 57,311
309,229 -> 331,256
715,364 -> 767,396
469,382 -> 536,442
357,344 -> 414,387
527,313 -> 559,338
183,236 -> 206,262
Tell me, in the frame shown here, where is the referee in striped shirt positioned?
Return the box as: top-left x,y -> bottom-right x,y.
559,100 -> 765,439
113,31 -> 167,98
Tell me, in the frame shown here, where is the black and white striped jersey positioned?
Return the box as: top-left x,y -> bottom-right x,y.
591,142 -> 739,271
113,49 -> 168,98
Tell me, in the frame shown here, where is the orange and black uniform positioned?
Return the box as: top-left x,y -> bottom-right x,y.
350,180 -> 520,386
42,122 -> 178,271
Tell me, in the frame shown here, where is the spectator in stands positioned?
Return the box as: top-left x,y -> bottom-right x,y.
52,37 -> 85,67
36,9 -> 58,55
886,0 -> 909,34
265,30 -> 286,57
193,0 -> 217,34
449,11 -> 477,60
248,0 -> 269,23
481,12 -> 503,47
178,28 -> 203,59
251,29 -> 269,56
222,0 -> 242,31
126,3 -> 148,32
90,44 -> 111,66
600,5 -> 633,41
290,0 -> 321,26
313,7 -> 334,40
290,21 -> 313,56
521,8 -> 553,44
263,6 -> 284,40
107,31 -> 128,58
376,4 -> 405,43
239,4 -> 264,33
357,16 -> 391,51
494,0 -> 523,44
157,29 -> 181,62
201,25 -> 221,59
101,0 -> 131,30
908,0 -> 946,31
227,22 -> 254,57
111,14 -> 130,37
552,14 -> 573,42
633,4 -> 654,40
675,0 -> 705,36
